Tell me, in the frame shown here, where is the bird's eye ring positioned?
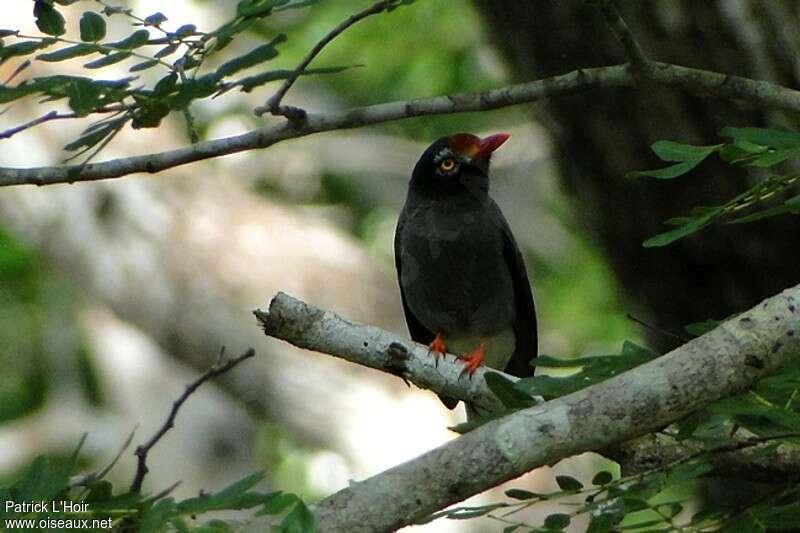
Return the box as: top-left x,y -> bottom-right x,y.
439,158 -> 456,172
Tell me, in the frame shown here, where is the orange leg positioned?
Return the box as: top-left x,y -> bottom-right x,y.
459,341 -> 486,376
427,332 -> 448,365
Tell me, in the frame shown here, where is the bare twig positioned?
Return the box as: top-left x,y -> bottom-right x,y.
0,105 -> 127,141
593,0 -> 651,72
129,347 -> 256,493
626,313 -> 690,343
1,111 -> 73,140
255,0 -> 400,117
6,62 -> 800,187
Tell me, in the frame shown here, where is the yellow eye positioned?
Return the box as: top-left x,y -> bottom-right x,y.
439,158 -> 456,172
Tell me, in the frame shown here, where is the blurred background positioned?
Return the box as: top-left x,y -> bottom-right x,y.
3,0 -> 797,531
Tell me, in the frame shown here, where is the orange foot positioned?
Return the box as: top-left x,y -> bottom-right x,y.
459,342 -> 486,376
427,332 -> 447,365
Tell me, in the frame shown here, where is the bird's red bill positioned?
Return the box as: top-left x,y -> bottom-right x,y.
474,133 -> 510,159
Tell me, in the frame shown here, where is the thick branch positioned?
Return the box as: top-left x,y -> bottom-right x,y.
5,62 -> 800,187
254,292 -> 509,413
259,291 -> 800,483
244,284 -> 800,532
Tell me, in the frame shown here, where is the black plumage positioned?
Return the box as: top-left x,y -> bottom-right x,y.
394,133 -> 537,411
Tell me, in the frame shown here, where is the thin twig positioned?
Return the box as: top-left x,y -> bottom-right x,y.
129,347 -> 256,493
255,0 -> 399,117
3,59 -> 31,85
1,111 -> 70,140
626,313 -> 690,343
594,0 -> 651,73
0,105 -> 128,141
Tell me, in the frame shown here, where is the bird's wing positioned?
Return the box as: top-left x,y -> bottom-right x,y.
394,215 -> 435,345
394,214 -> 459,409
499,215 -> 538,378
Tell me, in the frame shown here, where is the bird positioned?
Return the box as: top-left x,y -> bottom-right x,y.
394,132 -> 537,416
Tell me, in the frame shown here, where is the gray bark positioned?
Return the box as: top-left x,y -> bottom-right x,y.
239,284 -> 800,532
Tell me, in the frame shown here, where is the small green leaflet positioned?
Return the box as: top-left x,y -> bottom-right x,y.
627,141 -> 722,179
720,126 -> 800,149
215,34 -> 286,78
37,43 -> 97,62
515,341 -> 657,400
84,51 -> 132,69
34,1 -> 66,36
80,12 -> 107,42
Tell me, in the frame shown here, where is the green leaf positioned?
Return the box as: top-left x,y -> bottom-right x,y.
555,475 -> 583,492
666,461 -> 714,483
651,141 -> 720,162
80,12 -> 107,42
448,409 -> 510,434
258,492 -> 298,515
131,102 -> 170,129
108,29 -> 150,50
592,471 -> 613,485
64,118 -> 125,152
505,488 -> 541,500
0,30 -> 18,38
144,12 -> 168,26
720,126 -> 800,149
279,500 -> 315,533
628,142 -> 721,179
0,39 -> 56,62
485,372 -> 538,409
164,74 -> 221,109
544,513 -> 571,530
710,391 -> 800,434
37,43 -> 96,62
215,35 -> 286,78
34,1 -> 67,36
153,72 -> 179,95
140,498 -> 176,533
155,43 -> 179,58
515,342 -> 657,400
84,51 -> 131,69
64,77 -> 102,116
130,59 -> 159,72
173,24 -> 196,38
643,206 -> 722,248
234,65 -> 353,93
750,147 -> 800,168
176,472 -> 277,514
684,319 -> 721,336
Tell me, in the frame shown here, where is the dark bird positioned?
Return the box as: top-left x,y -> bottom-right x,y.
394,132 -> 537,414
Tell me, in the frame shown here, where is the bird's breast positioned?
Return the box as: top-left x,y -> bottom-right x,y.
398,201 -> 515,337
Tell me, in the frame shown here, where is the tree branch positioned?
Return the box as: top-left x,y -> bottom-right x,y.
5,62 -> 800,187
254,292 -> 510,413
130,347 -> 255,493
594,0 -> 651,73
256,0 -> 400,118
246,284 -> 800,531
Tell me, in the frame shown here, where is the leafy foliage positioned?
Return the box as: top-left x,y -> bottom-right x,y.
629,127 -> 800,247
443,335 -> 800,531
0,0 -> 386,162
0,447 -> 314,532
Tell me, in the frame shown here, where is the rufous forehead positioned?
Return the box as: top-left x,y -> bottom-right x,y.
448,133 -> 480,157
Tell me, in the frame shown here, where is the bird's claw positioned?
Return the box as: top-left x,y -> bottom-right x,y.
459,342 -> 486,378
427,332 -> 447,367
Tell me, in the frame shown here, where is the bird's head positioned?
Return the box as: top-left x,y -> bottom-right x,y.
410,132 -> 510,197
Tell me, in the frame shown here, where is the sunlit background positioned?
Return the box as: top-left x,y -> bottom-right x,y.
0,1 -> 641,530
